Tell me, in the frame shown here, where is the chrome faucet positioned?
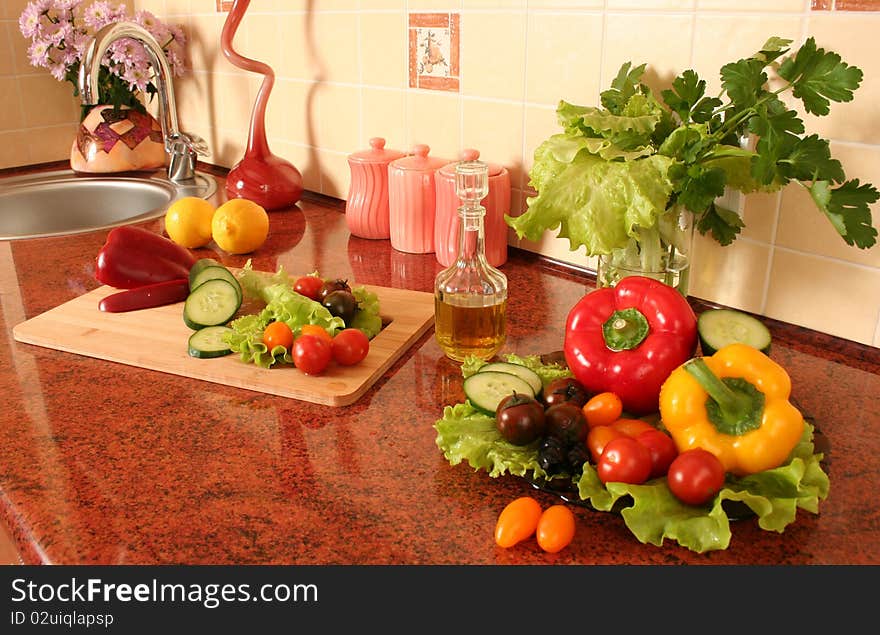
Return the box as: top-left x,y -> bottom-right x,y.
78,22 -> 208,182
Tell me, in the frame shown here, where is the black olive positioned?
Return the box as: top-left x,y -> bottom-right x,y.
322,289 -> 357,325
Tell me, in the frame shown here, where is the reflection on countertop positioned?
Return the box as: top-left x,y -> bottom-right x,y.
1,163 -> 879,565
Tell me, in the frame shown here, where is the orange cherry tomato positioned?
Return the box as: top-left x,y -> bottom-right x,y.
611,418 -> 657,438
262,321 -> 293,352
587,425 -> 625,464
299,324 -> 332,342
536,505 -> 576,554
494,496 -> 543,549
582,392 -> 623,428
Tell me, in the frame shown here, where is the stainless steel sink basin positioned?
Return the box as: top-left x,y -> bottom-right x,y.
0,168 -> 218,240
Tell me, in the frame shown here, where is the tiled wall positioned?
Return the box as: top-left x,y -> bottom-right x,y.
2,0 -> 879,348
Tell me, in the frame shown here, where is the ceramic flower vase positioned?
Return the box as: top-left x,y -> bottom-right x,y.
595,205 -> 695,296
70,105 -> 165,174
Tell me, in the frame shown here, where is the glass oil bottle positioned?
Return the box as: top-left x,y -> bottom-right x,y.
434,159 -> 508,362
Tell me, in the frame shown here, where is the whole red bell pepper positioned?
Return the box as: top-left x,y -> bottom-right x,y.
95,225 -> 196,289
563,276 -> 698,415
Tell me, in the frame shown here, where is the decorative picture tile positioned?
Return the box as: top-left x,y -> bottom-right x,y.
408,13 -> 460,92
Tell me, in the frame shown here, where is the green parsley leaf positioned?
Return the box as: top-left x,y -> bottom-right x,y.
748,97 -> 804,185
696,203 -> 744,246
777,37 -> 863,116
809,179 -> 879,248
720,58 -> 768,110
677,164 -> 727,214
752,36 -> 793,64
601,62 -> 647,114
781,134 -> 845,183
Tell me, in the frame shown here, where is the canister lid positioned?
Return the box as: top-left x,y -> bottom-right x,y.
348,137 -> 406,164
389,144 -> 447,171
438,149 -> 505,178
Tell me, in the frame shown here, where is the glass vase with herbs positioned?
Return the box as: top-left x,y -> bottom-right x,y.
507,36 -> 878,295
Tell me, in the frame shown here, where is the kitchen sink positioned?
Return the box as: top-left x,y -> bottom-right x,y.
0,168 -> 217,240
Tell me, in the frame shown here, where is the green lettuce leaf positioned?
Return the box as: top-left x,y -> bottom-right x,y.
508,142 -> 675,255
434,358 -> 830,554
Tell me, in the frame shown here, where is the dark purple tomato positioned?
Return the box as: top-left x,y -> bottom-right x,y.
544,402 -> 588,445
543,376 -> 590,408
496,393 -> 546,446
322,289 -> 358,325
319,278 -> 352,301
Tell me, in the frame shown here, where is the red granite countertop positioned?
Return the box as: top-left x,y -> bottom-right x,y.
1,165 -> 879,565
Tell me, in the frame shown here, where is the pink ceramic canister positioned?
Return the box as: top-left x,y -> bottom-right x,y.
434,149 -> 511,267
388,144 -> 447,254
345,137 -> 406,239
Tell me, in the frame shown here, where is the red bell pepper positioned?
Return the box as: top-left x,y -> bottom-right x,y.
95,225 -> 196,289
98,278 -> 190,313
563,276 -> 698,415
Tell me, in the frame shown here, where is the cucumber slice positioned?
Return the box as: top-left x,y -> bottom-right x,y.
477,362 -> 543,396
188,258 -> 221,283
189,263 -> 242,303
183,278 -> 242,329
463,371 -> 535,414
188,325 -> 233,359
698,308 -> 772,356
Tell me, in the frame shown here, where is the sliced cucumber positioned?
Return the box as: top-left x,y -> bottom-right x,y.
188,325 -> 233,359
189,262 -> 242,303
463,371 -> 535,414
477,362 -> 543,396
188,257 -> 221,282
698,308 -> 772,356
183,278 -> 242,329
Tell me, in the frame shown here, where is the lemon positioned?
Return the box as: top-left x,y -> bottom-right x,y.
164,196 -> 216,248
211,198 -> 270,254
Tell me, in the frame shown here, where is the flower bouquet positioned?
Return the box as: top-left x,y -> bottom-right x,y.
19,0 -> 188,173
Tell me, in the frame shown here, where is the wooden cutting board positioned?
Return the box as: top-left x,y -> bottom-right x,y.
12,282 -> 436,407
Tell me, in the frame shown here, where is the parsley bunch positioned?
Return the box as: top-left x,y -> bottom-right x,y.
508,36 -> 878,257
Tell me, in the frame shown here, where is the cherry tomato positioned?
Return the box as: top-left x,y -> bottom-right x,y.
495,393 -> 546,446
667,449 -> 726,506
293,275 -> 324,301
494,496 -> 543,549
544,402 -> 588,445
319,278 -> 352,301
635,429 -> 678,479
292,333 -> 332,375
611,418 -> 656,438
586,425 -> 625,464
331,328 -> 370,366
596,437 -> 652,485
300,324 -> 332,343
543,377 -> 590,408
536,505 -> 576,554
262,321 -> 293,352
582,392 -> 623,428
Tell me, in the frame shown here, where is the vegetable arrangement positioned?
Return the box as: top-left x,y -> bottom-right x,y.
507,37 -> 878,276
434,280 -> 830,554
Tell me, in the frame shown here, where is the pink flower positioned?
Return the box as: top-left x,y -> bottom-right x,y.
18,1 -> 50,39
27,38 -> 51,67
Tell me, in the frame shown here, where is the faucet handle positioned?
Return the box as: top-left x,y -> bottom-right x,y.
180,131 -> 210,158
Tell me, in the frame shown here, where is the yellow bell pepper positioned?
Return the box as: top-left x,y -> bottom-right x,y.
658,343 -> 804,476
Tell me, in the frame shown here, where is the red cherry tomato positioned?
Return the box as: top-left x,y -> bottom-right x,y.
667,449 -> 726,506
635,429 -> 679,479
586,425 -> 625,464
292,333 -> 332,375
536,505 -> 576,554
582,392 -> 623,428
293,275 -> 324,301
596,437 -> 652,485
494,496 -> 543,549
262,321 -> 293,353
331,328 -> 370,366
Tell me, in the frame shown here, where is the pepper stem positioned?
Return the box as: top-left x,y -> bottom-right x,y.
683,358 -> 764,436
602,308 -> 649,351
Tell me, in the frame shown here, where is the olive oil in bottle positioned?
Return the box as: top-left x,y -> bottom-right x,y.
434,159 -> 507,362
